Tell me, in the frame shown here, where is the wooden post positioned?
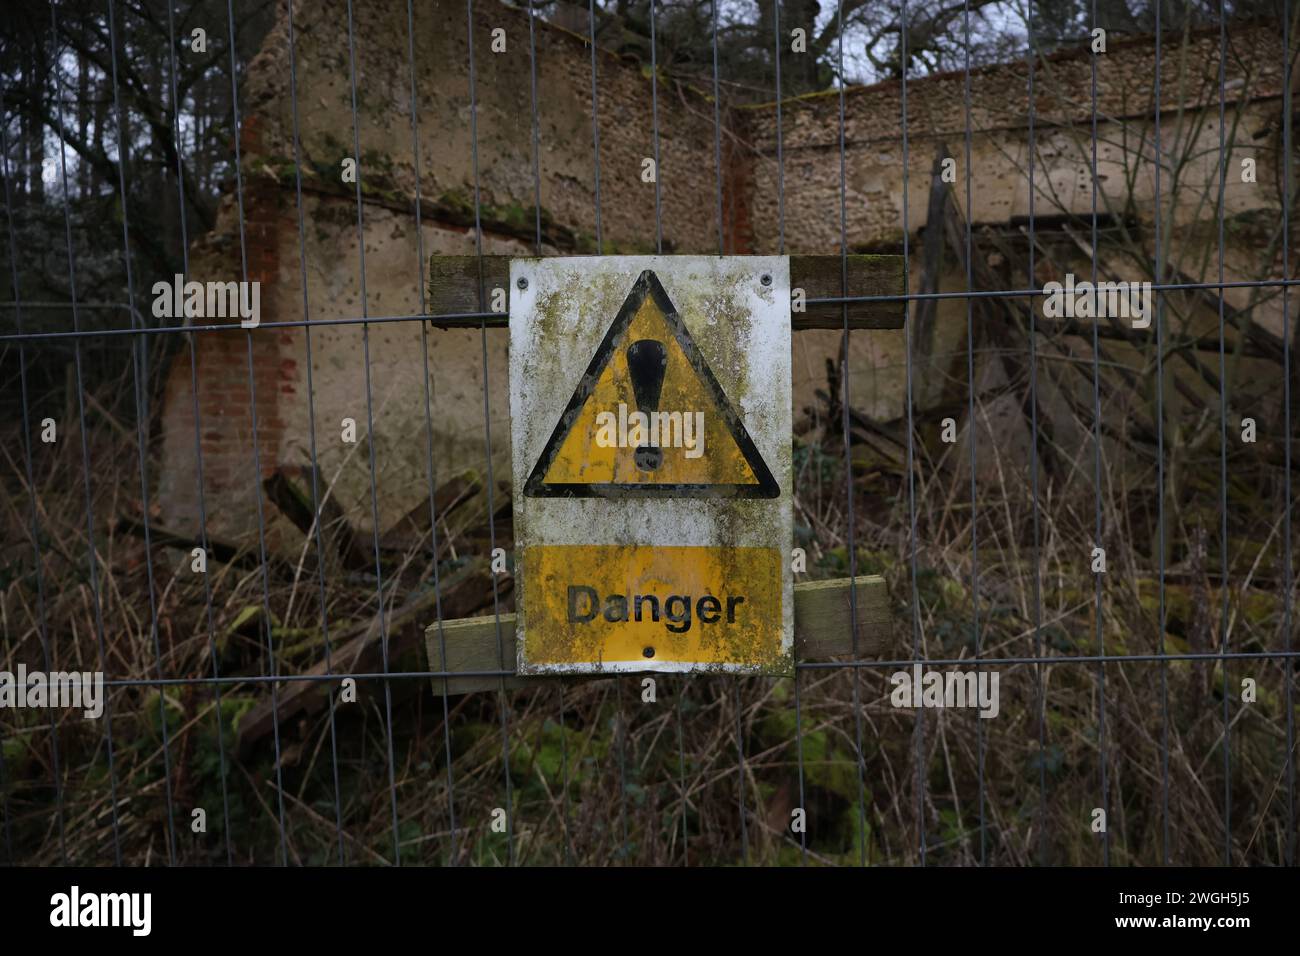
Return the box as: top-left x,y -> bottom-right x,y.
424,575 -> 894,695
426,255 -> 905,330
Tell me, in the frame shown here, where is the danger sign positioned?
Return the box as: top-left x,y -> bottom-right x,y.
525,269 -> 778,498
509,257 -> 792,674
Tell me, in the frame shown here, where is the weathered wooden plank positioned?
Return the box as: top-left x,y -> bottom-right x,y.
790,576 -> 894,659
424,574 -> 893,695
788,255 -> 905,330
427,255 -> 904,330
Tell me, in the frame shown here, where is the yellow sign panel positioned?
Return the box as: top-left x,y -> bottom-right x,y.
509,257 -> 792,674
525,270 -> 777,499
521,544 -> 784,668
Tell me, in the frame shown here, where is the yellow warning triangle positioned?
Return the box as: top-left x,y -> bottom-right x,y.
525,270 -> 778,499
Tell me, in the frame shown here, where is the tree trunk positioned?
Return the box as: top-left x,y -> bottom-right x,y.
91,69 -> 108,196
26,41 -> 45,203
77,39 -> 90,196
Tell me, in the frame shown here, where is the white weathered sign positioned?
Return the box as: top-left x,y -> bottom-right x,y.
509,256 -> 792,674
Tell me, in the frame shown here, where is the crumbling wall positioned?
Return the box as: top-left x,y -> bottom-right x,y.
741,24 -> 1285,251
157,2 -> 1290,543
158,0 -> 735,543
736,22 -> 1289,447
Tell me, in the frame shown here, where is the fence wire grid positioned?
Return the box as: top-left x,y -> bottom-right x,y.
1,0 -> 1298,867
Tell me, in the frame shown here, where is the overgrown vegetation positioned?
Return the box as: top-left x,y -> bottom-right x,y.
2,323 -> 1297,864
2,0 -> 1298,867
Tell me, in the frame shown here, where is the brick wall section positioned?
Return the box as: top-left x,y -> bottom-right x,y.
156,161 -> 289,542
738,22 -> 1286,252
240,0 -> 731,254
721,133 -> 755,254
743,24 -> 1283,152
160,0 -> 743,538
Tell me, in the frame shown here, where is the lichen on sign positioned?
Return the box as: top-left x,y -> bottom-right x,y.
509,256 -> 793,675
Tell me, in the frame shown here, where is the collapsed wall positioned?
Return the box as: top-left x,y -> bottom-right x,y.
735,21 -> 1290,488
739,22 -> 1289,426
156,0 -> 1290,548
157,0 -> 732,546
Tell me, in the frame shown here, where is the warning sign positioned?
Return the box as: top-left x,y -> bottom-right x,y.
509,257 -> 792,674
525,270 -> 778,498
521,544 -> 783,667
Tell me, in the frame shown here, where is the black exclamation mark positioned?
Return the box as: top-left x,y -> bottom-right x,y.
627,339 -> 667,471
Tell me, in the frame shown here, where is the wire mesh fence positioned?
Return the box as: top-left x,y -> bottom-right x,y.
1,0 -> 1297,866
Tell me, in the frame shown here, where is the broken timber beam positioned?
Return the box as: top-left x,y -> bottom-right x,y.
423,575 -> 894,696
427,255 -> 905,330
236,558 -> 506,755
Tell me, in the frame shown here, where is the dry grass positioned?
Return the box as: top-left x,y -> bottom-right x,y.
1,330 -> 1297,866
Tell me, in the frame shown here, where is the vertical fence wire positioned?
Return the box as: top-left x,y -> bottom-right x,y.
1152,0 -> 1171,866
0,95 -> 68,865
1284,2 -> 1297,870
577,0 -> 638,864
522,0 -> 573,865
771,0 -> 805,868
285,0 -> 348,864
463,0 -> 517,866
1086,0 -> 1109,867
0,700 -> 8,863
528,2 -> 543,252
834,0 -> 870,868
708,0 -> 750,867
960,0 -> 986,864
609,603 -> 631,856
1214,0 -> 1233,866
0,225 -> 11,869
711,0 -> 724,252
406,0 -> 463,864
224,0 -> 291,865
1025,0 -> 1047,867
48,0 -> 123,865
644,0 -> 681,865
589,0 -> 604,253
342,0 -> 405,865
105,0 -> 177,865
649,0 -> 662,253
674,682 -> 688,864
166,0 -> 235,867
772,0 -> 784,254
900,0 -> 928,867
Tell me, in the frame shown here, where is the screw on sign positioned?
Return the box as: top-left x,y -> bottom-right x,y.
509,257 -> 793,674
